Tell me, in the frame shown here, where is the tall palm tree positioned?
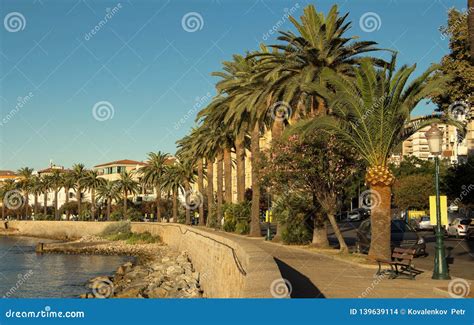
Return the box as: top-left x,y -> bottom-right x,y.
116,171 -> 139,214
29,175 -> 42,216
17,167 -> 34,219
297,55 -> 456,260
61,172 -> 76,219
162,164 -> 184,223
49,170 -> 63,220
0,180 -> 16,220
97,180 -> 121,220
139,151 -> 170,222
40,176 -> 52,215
80,170 -> 105,220
174,159 -> 197,225
469,0 -> 474,62
71,164 -> 87,216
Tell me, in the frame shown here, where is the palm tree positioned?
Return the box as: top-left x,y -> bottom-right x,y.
174,159 -> 197,225
116,171 -> 139,214
61,172 -> 76,219
80,170 -> 106,220
29,175 -> 42,216
469,0 -> 474,62
297,55 -> 456,260
71,164 -> 87,216
49,170 -> 63,220
162,164 -> 184,223
0,180 -> 16,219
97,180 -> 121,220
40,176 -> 52,215
17,167 -> 34,219
139,151 -> 170,222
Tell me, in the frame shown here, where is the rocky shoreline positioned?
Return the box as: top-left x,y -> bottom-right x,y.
35,235 -> 204,298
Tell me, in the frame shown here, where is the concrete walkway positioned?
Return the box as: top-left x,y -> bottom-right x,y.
206,229 -> 453,298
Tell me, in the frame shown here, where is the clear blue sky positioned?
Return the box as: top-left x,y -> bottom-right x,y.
0,0 -> 467,170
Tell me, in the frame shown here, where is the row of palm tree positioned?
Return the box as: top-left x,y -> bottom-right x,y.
173,4 -> 460,260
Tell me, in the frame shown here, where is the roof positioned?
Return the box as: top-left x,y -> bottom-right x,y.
38,167 -> 70,174
0,170 -> 16,177
94,159 -> 147,168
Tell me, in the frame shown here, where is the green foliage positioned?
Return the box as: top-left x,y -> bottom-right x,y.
106,231 -> 160,244
443,156 -> 474,208
33,213 -> 54,221
101,221 -> 131,237
222,202 -> 251,233
273,193 -> 313,245
393,174 -> 435,210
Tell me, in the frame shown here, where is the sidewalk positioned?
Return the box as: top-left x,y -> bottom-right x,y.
202,229 -> 453,298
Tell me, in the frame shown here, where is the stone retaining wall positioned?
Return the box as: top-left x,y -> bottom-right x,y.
5,221 -> 281,298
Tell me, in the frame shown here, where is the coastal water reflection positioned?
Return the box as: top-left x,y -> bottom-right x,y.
0,236 -> 131,298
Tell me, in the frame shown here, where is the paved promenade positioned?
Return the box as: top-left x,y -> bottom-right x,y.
204,229 -> 454,298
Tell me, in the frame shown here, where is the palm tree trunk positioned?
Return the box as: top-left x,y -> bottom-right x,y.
155,184 -> 161,222
206,158 -> 214,227
312,218 -> 329,247
216,152 -> 224,227
43,192 -> 47,215
54,190 -> 59,220
76,186 -> 82,216
249,123 -> 261,237
235,133 -> 246,203
197,158 -> 205,225
368,184 -> 392,260
172,188 -> 178,222
107,199 -> 111,220
469,0 -> 474,62
2,204 -> 5,220
224,147 -> 232,203
185,182 -> 192,225
91,189 -> 96,220
123,190 -> 127,212
24,193 -> 29,220
65,187 -> 70,219
34,193 -> 38,216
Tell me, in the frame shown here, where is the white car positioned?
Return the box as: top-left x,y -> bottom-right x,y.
347,211 -> 361,221
446,218 -> 471,238
417,216 -> 433,231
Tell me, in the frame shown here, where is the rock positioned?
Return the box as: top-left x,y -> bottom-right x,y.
166,265 -> 183,276
79,293 -> 94,298
115,288 -> 143,298
161,257 -> 170,263
146,287 -> 169,298
191,272 -> 200,282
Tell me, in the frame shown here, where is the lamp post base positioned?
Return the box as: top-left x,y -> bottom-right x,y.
432,229 -> 451,280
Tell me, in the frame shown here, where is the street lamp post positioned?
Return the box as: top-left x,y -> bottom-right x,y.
425,124 -> 451,280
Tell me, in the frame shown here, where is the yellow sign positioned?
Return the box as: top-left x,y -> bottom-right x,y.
265,210 -> 273,223
429,196 -> 448,226
407,210 -> 426,219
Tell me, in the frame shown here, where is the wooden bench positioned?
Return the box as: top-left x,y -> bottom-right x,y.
375,248 -> 423,280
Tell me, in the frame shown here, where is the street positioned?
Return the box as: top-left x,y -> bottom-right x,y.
330,221 -> 474,280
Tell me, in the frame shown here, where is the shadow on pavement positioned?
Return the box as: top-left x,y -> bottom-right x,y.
273,258 -> 325,298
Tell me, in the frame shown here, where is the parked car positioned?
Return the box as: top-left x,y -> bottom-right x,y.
347,211 -> 362,221
446,218 -> 471,238
467,219 -> 474,240
355,219 -> 426,256
417,216 -> 433,231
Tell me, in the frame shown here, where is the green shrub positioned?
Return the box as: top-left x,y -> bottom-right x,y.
273,193 -> 313,245
223,218 -> 236,232
235,221 -> 250,234
34,213 -> 54,221
101,221 -> 131,237
106,231 -> 160,244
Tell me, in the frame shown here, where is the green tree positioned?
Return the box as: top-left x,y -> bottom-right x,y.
17,167 -> 34,219
81,170 -> 106,220
71,164 -> 87,215
116,171 -> 139,213
97,180 -> 121,220
393,174 -> 435,210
